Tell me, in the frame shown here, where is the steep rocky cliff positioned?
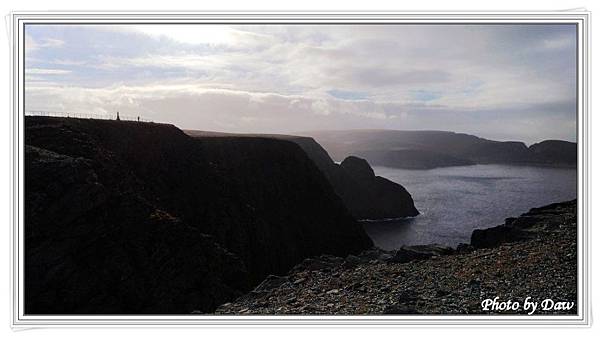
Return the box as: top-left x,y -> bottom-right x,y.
24,117 -> 373,314
186,131 -> 419,220
337,156 -> 418,219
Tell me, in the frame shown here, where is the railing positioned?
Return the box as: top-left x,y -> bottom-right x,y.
24,110 -> 153,123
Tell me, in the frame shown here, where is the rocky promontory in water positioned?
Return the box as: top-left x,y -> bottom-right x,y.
217,200 -> 577,315
185,130 -> 419,220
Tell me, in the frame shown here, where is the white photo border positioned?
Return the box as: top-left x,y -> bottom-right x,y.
9,10 -> 591,328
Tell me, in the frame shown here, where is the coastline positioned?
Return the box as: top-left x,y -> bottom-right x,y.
217,199 -> 577,315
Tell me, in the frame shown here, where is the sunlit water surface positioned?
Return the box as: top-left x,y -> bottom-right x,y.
362,164 -> 577,250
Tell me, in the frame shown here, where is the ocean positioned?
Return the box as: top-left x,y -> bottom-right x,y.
362,164 -> 577,249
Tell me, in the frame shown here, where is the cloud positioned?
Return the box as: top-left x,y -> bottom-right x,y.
25,34 -> 65,52
23,24 -> 577,143
131,25 -> 273,48
26,68 -> 71,75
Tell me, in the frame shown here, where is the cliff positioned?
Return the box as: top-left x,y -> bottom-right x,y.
337,156 -> 418,219
529,140 -> 577,166
302,129 -> 577,169
24,117 -> 373,314
185,130 -> 418,219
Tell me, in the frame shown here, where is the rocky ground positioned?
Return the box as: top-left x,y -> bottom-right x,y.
216,200 -> 577,315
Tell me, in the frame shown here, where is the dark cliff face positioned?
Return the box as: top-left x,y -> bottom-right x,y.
24,117 -> 372,314
24,144 -> 249,314
185,130 -> 419,220
303,129 -> 577,169
340,156 -> 374,180
338,156 -> 419,219
280,138 -> 419,220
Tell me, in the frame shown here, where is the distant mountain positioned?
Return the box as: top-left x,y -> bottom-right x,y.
301,130 -> 576,169
185,130 -> 419,220
25,117 -> 372,314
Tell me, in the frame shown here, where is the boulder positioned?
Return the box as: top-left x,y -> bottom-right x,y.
470,226 -> 532,249
388,244 -> 454,263
253,275 -> 289,292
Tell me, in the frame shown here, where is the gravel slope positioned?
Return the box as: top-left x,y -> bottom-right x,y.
216,200 -> 577,315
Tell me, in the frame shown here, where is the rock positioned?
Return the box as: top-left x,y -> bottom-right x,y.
358,248 -> 395,263
467,279 -> 481,289
340,156 -> 376,181
343,254 -> 364,268
292,258 -> 336,273
456,243 -> 474,254
470,200 -> 577,249
254,275 -> 289,292
388,244 -> 454,263
383,304 -> 419,314
471,225 -> 533,249
339,156 -> 420,219
293,278 -> 306,285
288,141 -> 420,220
436,289 -> 451,297
507,215 -> 546,228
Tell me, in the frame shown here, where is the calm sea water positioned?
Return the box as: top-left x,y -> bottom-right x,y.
363,164 -> 577,250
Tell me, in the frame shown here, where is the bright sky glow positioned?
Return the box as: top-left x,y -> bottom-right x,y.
24,24 -> 577,143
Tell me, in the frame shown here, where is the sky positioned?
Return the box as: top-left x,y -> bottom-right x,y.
24,24 -> 577,144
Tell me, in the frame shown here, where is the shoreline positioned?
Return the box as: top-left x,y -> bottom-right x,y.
371,162 -> 578,172
216,199 -> 577,315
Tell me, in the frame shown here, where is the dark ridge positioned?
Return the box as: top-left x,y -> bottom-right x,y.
186,130 -> 419,219
25,117 -> 372,314
301,129 -> 576,169
529,140 -> 577,166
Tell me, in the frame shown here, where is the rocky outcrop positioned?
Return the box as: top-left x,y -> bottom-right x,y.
217,200 -> 577,315
470,226 -> 532,249
338,156 -> 419,219
279,138 -> 418,219
470,200 -> 576,249
25,117 -> 373,314
303,129 -> 577,169
185,130 -> 419,220
387,244 -> 455,263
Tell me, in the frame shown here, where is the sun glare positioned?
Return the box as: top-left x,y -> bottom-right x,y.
134,24 -> 239,46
